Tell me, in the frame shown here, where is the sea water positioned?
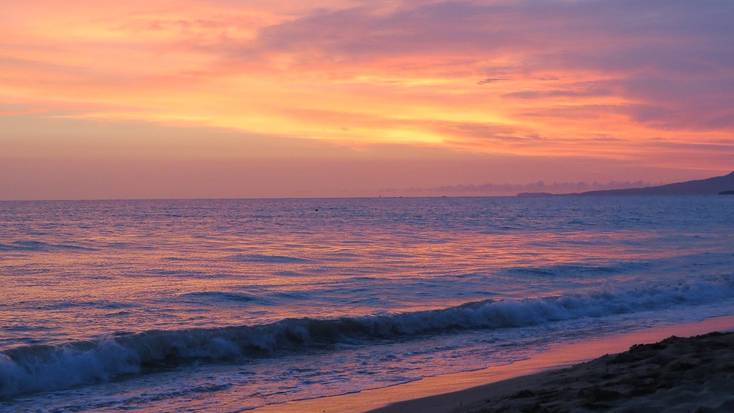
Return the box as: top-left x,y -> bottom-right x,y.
1,197 -> 733,411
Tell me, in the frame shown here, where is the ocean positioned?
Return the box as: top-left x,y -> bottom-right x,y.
1,196 -> 733,411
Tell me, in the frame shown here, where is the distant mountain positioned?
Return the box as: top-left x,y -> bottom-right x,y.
517,192 -> 556,198
575,171 -> 734,196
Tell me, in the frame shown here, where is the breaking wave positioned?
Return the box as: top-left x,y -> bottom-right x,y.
2,275 -> 734,399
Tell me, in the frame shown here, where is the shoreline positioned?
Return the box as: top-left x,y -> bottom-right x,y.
254,315 -> 734,413
377,330 -> 734,412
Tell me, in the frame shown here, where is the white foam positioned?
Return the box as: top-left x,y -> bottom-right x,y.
2,274 -> 734,399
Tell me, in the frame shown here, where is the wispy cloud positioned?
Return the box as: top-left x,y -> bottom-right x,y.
1,0 -> 732,198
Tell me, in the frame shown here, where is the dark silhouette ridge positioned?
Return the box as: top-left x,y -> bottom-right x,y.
721,190 -> 734,195
517,192 -> 555,198
572,171 -> 734,196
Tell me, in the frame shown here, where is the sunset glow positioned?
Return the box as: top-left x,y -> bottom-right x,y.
2,0 -> 733,199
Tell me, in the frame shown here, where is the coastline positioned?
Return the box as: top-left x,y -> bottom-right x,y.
254,315 -> 734,413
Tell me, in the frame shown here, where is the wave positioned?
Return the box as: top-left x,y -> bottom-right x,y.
13,300 -> 136,311
0,241 -> 95,253
2,275 -> 734,399
179,291 -> 257,304
504,262 -> 647,277
226,254 -> 310,264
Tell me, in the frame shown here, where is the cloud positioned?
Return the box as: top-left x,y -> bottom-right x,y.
249,0 -> 734,132
1,0 -> 733,200
478,78 -> 509,85
503,81 -> 615,99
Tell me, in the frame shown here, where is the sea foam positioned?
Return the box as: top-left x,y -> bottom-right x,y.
2,274 -> 734,399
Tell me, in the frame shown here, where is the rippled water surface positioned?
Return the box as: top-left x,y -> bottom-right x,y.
1,197 -> 733,411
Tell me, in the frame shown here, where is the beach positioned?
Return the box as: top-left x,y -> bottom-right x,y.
252,315 -> 734,413
452,332 -> 734,412
378,333 -> 734,412
4,1 -> 734,411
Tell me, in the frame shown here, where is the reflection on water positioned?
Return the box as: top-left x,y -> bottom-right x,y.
0,197 -> 733,410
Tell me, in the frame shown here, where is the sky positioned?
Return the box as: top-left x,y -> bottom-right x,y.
1,0 -> 733,199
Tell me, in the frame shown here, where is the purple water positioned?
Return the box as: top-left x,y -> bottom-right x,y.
1,197 -> 733,411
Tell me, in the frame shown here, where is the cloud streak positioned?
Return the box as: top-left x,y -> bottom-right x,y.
1,0 -> 732,198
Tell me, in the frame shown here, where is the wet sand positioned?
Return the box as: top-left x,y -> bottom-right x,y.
254,315 -> 734,413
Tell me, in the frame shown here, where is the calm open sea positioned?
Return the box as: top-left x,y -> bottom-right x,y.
1,197 -> 733,411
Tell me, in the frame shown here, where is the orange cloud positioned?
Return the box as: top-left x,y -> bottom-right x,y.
1,0 -> 733,198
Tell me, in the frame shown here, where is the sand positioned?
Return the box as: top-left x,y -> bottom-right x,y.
253,316 -> 734,413
374,332 -> 734,413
